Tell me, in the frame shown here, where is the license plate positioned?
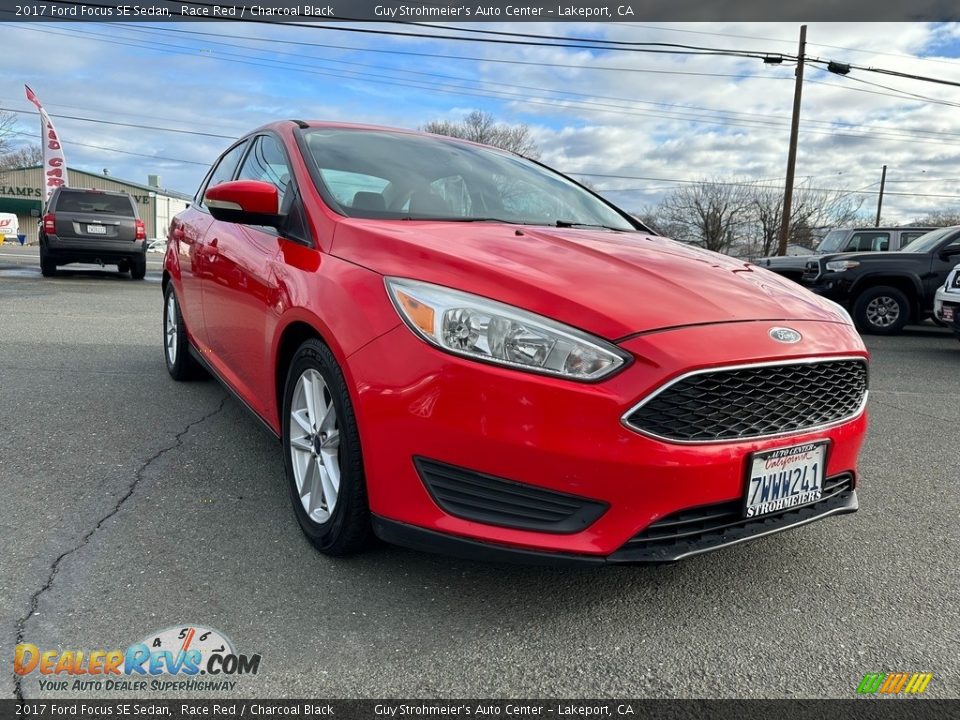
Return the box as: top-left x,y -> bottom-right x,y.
943,306 -> 955,323
87,224 -> 107,234
744,442 -> 827,518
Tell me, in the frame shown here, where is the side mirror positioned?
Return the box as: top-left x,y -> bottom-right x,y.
940,245 -> 960,260
30,208 -> 41,218
204,180 -> 283,227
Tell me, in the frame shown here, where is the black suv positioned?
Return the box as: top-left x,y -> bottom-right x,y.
802,226 -> 960,334
39,187 -> 147,279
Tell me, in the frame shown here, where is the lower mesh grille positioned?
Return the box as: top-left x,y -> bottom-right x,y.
611,474 -> 855,562
416,458 -> 607,534
624,358 -> 868,442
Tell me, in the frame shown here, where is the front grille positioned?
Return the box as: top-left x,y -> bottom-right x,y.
624,358 -> 867,442
802,260 -> 821,282
611,474 -> 855,562
416,458 -> 608,534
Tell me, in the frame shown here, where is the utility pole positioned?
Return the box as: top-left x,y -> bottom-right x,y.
875,165 -> 887,227
777,24 -> 807,256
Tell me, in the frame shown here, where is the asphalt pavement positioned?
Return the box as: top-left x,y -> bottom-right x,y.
1,244 -> 958,699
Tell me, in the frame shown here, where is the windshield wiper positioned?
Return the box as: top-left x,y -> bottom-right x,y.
554,220 -> 627,231
400,216 -> 522,224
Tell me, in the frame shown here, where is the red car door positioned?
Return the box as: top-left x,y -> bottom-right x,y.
177,140 -> 250,349
200,135 -> 292,417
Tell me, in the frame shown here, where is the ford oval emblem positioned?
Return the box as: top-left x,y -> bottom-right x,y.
769,327 -> 802,344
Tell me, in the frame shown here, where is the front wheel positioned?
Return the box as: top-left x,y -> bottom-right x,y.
282,339 -> 370,556
163,283 -> 204,381
853,286 -> 911,335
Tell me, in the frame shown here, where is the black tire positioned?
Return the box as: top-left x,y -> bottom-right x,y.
163,283 -> 205,381
282,339 -> 370,556
130,253 -> 147,280
40,243 -> 56,277
853,286 -> 911,335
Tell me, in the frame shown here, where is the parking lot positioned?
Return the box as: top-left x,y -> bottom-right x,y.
1,244 -> 958,699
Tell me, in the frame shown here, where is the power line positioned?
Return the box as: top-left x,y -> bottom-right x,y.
3,128 -> 212,166
0,104 -> 234,140
117,23 -> 784,81
31,25 -> 960,151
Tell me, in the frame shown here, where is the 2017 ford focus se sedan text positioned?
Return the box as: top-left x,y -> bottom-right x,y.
162,121 -> 869,564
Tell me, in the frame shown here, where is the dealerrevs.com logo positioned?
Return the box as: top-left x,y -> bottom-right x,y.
14,625 -> 261,692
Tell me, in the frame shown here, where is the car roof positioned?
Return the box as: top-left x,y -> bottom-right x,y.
255,119 -> 509,153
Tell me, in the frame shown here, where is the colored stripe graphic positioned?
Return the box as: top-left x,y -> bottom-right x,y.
858,672 -> 932,695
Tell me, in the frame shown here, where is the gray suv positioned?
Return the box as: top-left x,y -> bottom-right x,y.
754,226 -> 935,283
40,187 -> 147,279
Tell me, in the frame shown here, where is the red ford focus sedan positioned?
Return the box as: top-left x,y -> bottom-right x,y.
162,121 -> 868,564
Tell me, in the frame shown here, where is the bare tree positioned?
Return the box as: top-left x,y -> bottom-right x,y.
911,209 -> 960,227
0,110 -> 15,158
744,183 -> 862,257
657,180 -> 753,253
0,144 -> 43,171
422,111 -> 540,158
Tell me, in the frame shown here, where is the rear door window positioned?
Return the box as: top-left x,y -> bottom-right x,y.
898,231 -> 926,248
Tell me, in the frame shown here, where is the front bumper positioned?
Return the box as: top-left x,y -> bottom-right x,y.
804,274 -> 851,303
346,319 -> 868,560
374,484 -> 858,564
934,291 -> 960,337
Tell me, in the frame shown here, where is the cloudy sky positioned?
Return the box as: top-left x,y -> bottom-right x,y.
4,20 -> 960,222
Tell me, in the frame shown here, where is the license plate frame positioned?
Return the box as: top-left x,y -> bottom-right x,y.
86,224 -> 107,235
743,441 -> 829,519
943,305 -> 955,323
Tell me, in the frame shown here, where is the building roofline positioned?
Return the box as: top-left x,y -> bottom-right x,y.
8,165 -> 193,201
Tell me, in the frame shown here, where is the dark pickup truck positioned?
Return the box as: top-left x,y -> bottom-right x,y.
802,225 -> 960,334
753,226 -> 934,283
39,187 -> 148,279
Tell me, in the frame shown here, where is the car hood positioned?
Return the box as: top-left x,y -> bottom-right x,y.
332,221 -> 850,339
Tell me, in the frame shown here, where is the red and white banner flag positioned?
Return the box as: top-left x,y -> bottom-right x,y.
24,85 -> 69,204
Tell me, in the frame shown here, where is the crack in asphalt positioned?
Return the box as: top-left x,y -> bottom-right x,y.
12,396 -> 227,700
869,397 -> 956,425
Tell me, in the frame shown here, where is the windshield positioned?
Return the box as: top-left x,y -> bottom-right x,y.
303,129 -> 636,231
816,229 -> 849,254
901,226 -> 957,253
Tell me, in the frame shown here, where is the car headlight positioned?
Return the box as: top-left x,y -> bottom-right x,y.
386,278 -> 629,381
825,260 -> 859,272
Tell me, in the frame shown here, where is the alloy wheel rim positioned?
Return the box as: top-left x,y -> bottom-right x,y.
165,294 -> 178,365
289,368 -> 341,524
865,296 -> 900,328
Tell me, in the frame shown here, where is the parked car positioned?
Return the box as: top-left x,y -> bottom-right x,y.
39,187 -> 147,278
0,212 -> 19,245
162,120 -> 868,563
803,226 -> 960,334
754,226 -> 935,283
934,264 -> 960,341
147,239 -> 167,254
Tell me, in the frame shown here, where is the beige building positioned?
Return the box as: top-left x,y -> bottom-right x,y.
0,166 -> 192,244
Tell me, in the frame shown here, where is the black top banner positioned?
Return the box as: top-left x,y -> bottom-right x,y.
2,0 -> 959,22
